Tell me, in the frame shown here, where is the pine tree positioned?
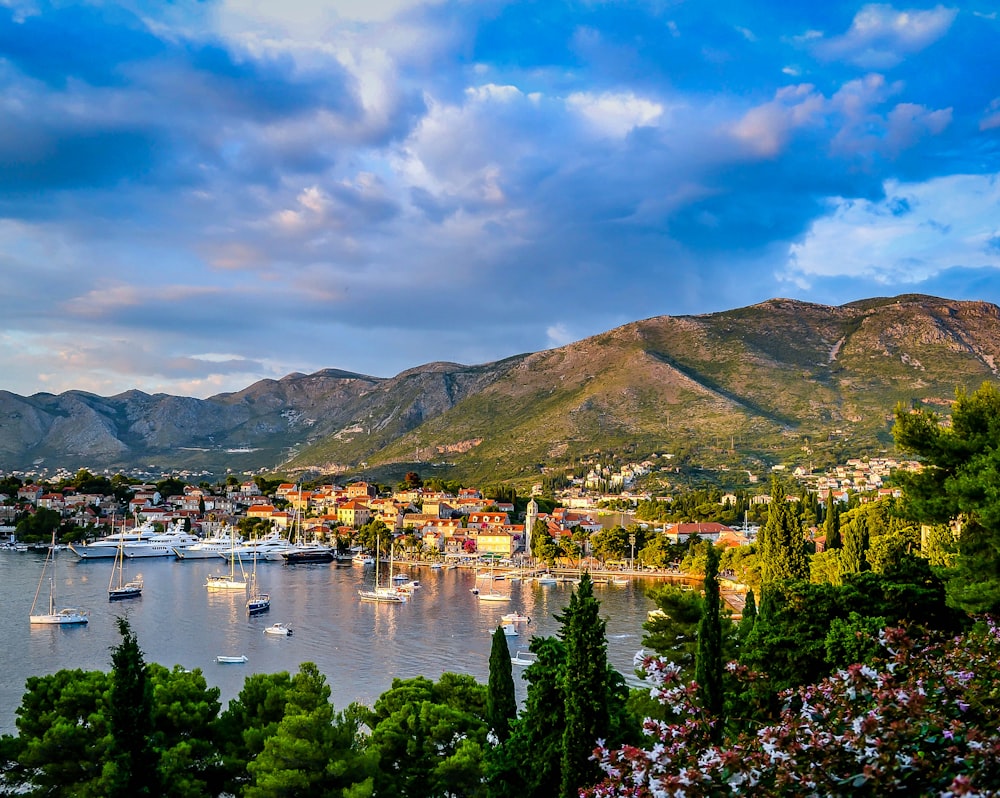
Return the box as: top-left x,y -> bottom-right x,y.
106,616 -> 160,798
487,625 -> 517,743
695,544 -> 724,740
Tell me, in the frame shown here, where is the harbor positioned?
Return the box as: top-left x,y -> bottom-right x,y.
0,549 -> 666,735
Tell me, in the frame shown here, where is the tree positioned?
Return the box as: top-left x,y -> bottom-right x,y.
642,584 -> 704,678
695,545 -> 724,739
366,674 -> 487,798
215,671 -> 294,795
557,573 -> 621,798
893,381 -> 1000,613
486,626 -> 516,743
501,637 -> 566,798
106,616 -> 160,798
823,491 -> 841,549
3,669 -> 112,797
592,624 -> 1000,796
245,663 -> 372,798
757,479 -> 809,587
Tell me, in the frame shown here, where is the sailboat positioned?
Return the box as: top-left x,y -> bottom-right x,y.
205,527 -> 248,590
108,520 -> 143,600
476,557 -> 512,602
358,536 -> 406,604
30,531 -> 89,624
246,552 -> 270,614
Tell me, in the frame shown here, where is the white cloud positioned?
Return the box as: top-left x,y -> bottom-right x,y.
813,3 -> 958,69
981,98 -> 1000,131
729,84 -> 824,157
786,174 -> 1000,286
566,91 -> 664,138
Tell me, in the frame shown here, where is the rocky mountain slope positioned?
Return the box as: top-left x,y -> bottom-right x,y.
2,295 -> 997,483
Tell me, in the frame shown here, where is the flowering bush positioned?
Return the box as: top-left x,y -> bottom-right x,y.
588,620 -> 1000,797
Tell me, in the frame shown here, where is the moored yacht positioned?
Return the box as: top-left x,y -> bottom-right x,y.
124,521 -> 200,558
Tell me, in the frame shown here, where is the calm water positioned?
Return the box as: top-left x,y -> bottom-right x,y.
0,551 -> 661,734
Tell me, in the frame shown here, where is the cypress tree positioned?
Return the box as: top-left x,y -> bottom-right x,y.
695,544 -> 725,740
842,513 -> 869,574
759,477 -> 809,587
107,616 -> 160,798
557,572 -> 610,798
487,625 -> 517,743
824,490 -> 842,549
739,588 -> 757,639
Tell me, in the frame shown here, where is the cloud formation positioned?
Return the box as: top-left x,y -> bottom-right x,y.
0,0 -> 997,398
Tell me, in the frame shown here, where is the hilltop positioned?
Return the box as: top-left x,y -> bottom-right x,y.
2,295 -> 998,486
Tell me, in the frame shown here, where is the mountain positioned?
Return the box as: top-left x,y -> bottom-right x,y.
2,295 -> 998,485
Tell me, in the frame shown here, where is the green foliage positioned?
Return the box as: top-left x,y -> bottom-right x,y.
757,479 -> 809,587
824,611 -> 886,670
486,627 -> 516,743
15,508 -> 63,543
810,547 -> 845,586
557,573 -> 612,797
106,617 -> 160,798
502,637 -> 566,797
695,545 -> 725,737
642,584 -> 704,677
5,668 -> 112,797
824,491 -> 841,549
893,381 -> 1000,613
245,663 -> 371,798
155,477 -> 189,498
366,674 -> 488,798
215,671 -> 294,793
530,519 -> 558,565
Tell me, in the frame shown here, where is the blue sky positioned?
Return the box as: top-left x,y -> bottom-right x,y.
1,0 -> 998,398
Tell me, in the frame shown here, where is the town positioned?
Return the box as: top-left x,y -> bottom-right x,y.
0,453 -> 921,570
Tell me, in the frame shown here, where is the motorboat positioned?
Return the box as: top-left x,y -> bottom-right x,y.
175,528 -> 242,560
263,623 -> 293,636
501,612 -> 530,624
216,655 -> 248,663
510,650 -> 538,666
502,623 -> 518,637
124,521 -> 200,558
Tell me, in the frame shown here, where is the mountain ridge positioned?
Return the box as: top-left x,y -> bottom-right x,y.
2,294 -> 997,484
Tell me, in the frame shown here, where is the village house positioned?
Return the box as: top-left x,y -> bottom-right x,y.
336,500 -> 372,528
346,481 -> 376,500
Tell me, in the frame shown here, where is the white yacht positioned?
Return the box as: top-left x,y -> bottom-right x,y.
124,521 -> 200,558
175,527 -> 244,560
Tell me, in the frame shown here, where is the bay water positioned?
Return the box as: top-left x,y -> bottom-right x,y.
1,551 -> 662,734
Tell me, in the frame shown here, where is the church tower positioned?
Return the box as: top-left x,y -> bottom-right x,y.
525,498 -> 539,556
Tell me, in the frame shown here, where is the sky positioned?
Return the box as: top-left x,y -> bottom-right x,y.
1,0 -> 999,399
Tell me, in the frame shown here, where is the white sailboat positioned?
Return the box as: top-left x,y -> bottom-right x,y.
30,531 -> 89,625
205,527 -> 248,590
358,536 -> 406,604
476,558 -> 511,602
108,521 -> 143,601
246,552 -> 270,614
